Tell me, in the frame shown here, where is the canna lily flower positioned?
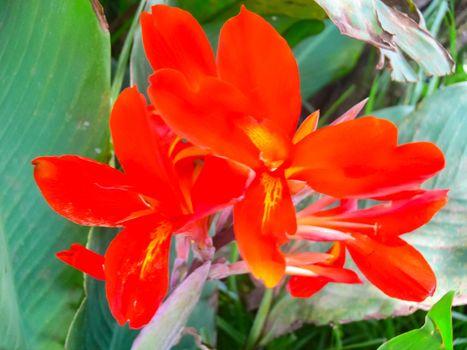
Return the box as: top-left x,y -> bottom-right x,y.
296,190 -> 448,301
33,87 -> 250,328
142,5 -> 445,288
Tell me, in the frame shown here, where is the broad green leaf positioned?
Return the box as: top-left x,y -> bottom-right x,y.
371,105 -> 415,125
313,0 -> 454,81
170,0 -> 326,21
426,292 -> 454,350
131,262 -> 211,350
378,291 -> 454,350
245,0 -> 326,20
262,83 -> 467,344
0,1 -> 110,349
282,20 -> 326,48
167,0 -> 238,22
65,228 -> 138,350
294,22 -> 364,99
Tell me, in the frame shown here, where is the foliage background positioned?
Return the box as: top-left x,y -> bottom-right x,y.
0,0 -> 466,349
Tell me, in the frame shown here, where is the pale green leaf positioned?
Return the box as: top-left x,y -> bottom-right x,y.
131,262 -> 211,350
294,22 -> 364,99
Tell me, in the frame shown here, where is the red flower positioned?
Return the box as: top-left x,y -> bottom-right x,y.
143,5 -> 445,287
33,87 -> 249,328
296,190 -> 448,301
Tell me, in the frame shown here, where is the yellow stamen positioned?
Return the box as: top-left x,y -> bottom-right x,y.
261,173 -> 283,228
168,135 -> 182,157
140,222 -> 171,279
244,124 -> 287,169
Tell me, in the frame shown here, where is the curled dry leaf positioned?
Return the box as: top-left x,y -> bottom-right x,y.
313,0 -> 454,81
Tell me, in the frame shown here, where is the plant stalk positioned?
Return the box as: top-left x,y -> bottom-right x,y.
245,288 -> 274,350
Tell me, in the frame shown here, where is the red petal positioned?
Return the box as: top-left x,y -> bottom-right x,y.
32,156 -> 148,227
56,244 -> 105,280
289,117 -> 445,198
307,265 -> 361,284
141,5 -> 216,86
149,69 -> 262,168
288,275 -> 328,298
372,188 -> 427,201
111,87 -> 187,215
287,244 -> 361,298
287,266 -> 361,298
191,155 -> 252,218
233,171 -> 296,287
346,233 -> 436,301
218,6 -> 301,138
105,216 -> 172,329
337,190 -> 448,241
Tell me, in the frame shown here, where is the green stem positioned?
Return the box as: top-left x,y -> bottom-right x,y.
319,84 -> 356,126
227,243 -> 247,334
332,324 -> 343,350
365,75 -> 380,114
245,288 -> 273,350
110,0 -> 147,103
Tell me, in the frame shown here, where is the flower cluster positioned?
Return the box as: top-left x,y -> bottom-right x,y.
33,5 -> 447,329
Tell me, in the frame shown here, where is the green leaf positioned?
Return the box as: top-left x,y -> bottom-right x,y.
262,83 -> 467,343
371,105 -> 415,125
426,292 -> 454,350
294,21 -> 364,99
170,0 -> 326,21
282,20 -> 326,48
377,291 -> 454,350
0,1 -> 110,349
172,281 -> 218,349
131,262 -> 211,350
168,0 -> 238,22
65,228 -> 138,350
313,0 -> 454,81
245,0 -> 326,20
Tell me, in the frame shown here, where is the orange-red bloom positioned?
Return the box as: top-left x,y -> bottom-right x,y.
33,87 -> 249,328
297,190 -> 448,301
144,5 -> 445,287
33,5 -> 448,328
